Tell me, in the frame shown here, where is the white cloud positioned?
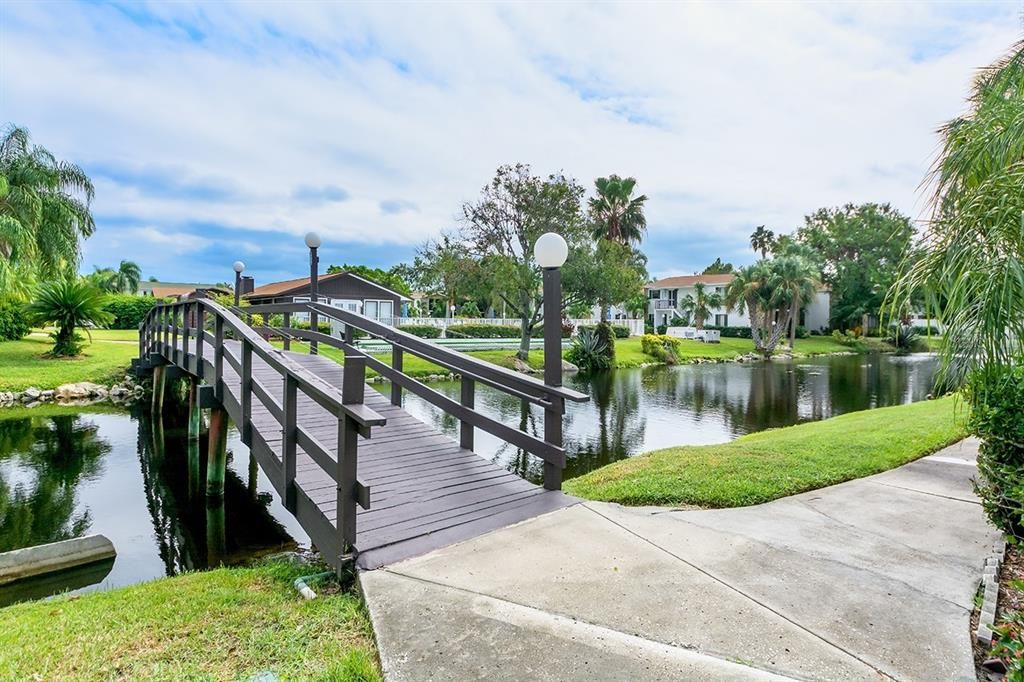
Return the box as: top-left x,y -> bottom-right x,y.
1,0 -> 1019,279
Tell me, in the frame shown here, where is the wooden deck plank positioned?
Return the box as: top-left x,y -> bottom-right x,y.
160,337 -> 578,568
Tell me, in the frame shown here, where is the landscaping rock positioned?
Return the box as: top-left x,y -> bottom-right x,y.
512,358 -> 537,374
22,387 -> 41,401
54,382 -> 107,400
561,360 -> 579,372
40,390 -> 54,401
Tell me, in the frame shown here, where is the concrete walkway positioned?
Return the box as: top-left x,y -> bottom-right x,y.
361,439 -> 1000,681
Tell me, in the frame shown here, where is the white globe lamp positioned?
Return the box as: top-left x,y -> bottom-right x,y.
304,232 -> 322,249
534,232 -> 568,269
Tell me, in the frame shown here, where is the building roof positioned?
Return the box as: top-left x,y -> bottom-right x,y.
645,274 -> 735,289
646,272 -> 830,293
245,271 -> 411,301
140,282 -> 230,298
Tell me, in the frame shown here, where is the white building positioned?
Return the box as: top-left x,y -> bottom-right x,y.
646,274 -> 831,332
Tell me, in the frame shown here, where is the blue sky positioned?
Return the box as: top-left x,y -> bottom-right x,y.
1,1 -> 1019,286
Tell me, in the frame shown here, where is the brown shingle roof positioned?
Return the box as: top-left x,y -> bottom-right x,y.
150,284 -> 230,298
645,273 -> 735,289
244,272 -> 346,298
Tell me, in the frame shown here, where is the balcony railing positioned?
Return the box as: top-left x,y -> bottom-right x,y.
654,300 -> 676,310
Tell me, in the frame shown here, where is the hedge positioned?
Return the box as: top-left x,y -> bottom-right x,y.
703,325 -> 752,339
577,324 -> 630,339
446,324 -> 520,339
103,295 -> 159,329
0,302 -> 30,341
397,324 -> 442,339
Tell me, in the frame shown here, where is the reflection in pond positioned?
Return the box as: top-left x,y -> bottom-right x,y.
0,410 -> 307,602
384,352 -> 939,483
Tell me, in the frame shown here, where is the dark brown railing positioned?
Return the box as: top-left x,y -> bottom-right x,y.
139,298 -> 385,557
241,300 -> 589,491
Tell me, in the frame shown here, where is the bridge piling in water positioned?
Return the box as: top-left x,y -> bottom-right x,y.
207,405 -> 229,497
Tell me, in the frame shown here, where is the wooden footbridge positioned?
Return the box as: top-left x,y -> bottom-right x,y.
138,299 -> 588,570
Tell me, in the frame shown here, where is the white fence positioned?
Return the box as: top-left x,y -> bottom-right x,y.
379,317 -> 644,337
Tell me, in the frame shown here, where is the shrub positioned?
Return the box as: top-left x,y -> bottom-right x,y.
656,323 -> 667,335
640,334 -> 680,364
566,327 -> 611,373
795,326 -> 810,339
989,608 -> 1024,679
888,323 -> 927,353
644,322 -> 654,335
290,319 -> 331,334
593,322 -> 616,360
447,323 -> 519,339
397,324 -> 442,339
968,366 -> 1024,537
24,279 -> 113,356
103,294 -> 158,329
576,324 -> 630,338
912,324 -> 941,336
704,325 -> 752,339
831,329 -> 862,347
458,301 -> 481,317
0,302 -> 30,341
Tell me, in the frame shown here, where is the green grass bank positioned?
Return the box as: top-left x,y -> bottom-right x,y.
0,561 -> 380,682
564,396 -> 966,508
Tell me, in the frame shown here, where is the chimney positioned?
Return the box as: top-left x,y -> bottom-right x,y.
239,276 -> 254,296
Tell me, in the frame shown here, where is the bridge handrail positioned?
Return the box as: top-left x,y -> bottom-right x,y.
245,301 -> 589,408
139,297 -> 384,559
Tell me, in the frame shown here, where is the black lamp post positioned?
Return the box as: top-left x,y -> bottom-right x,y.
305,232 -> 321,355
534,232 -> 568,490
232,261 -> 245,308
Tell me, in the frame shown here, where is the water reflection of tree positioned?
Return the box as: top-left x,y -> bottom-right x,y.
0,416 -> 110,552
561,370 -> 645,479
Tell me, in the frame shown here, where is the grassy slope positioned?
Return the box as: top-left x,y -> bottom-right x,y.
0,332 -> 138,392
0,562 -> 380,682
565,396 -> 966,508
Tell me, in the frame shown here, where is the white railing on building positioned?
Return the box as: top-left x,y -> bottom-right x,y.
380,317 -> 645,337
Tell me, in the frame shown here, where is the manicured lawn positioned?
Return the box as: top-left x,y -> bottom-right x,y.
0,561 -> 380,681
564,396 -> 966,508
0,333 -> 138,392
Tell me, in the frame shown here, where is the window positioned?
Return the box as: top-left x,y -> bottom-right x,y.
715,314 -> 728,326
292,296 -> 310,322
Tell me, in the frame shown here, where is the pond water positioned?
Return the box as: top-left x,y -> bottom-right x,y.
382,352 -> 940,483
0,410 -> 309,605
0,352 -> 936,601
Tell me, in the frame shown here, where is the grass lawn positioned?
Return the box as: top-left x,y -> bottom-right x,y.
0,561 -> 380,682
0,332 -> 138,392
564,396 -> 966,508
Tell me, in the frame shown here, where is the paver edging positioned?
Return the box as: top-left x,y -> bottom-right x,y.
975,536 -> 1009,646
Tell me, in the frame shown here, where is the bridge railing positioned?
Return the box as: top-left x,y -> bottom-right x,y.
139,298 -> 386,558
243,300 -> 589,490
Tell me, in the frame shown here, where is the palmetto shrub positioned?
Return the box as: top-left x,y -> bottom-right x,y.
567,327 -> 611,373
24,279 -> 113,356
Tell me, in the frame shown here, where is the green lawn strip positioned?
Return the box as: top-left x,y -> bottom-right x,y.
0,402 -> 125,420
565,396 -> 966,508
0,335 -> 138,392
0,561 -> 380,682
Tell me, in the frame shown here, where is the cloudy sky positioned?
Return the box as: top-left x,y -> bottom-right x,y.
1,1 -> 1020,285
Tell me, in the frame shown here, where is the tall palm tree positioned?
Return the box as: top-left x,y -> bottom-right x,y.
890,40 -> 1023,384
115,260 -> 141,294
85,266 -> 118,293
768,255 -> 818,348
750,225 -> 775,259
0,126 -> 95,303
24,279 -> 112,356
589,175 -> 648,245
679,282 -> 724,330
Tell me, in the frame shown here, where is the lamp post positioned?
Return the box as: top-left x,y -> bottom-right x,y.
533,231 -> 568,490
232,261 -> 245,308
305,232 -> 321,355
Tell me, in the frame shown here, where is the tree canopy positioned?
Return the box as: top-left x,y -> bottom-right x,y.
795,202 -> 913,331
325,262 -> 411,295
0,125 -> 96,302
702,257 -> 734,274
588,175 -> 648,244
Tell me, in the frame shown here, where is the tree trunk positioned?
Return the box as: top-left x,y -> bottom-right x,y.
789,297 -> 800,349
599,299 -> 608,325
517,315 -> 531,360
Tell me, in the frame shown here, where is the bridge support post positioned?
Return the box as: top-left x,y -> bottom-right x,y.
207,405 -> 229,497
337,354 -> 366,565
187,378 -> 202,498
541,265 -> 564,491
151,365 -> 166,417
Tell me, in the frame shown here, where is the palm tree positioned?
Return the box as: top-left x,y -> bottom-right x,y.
768,255 -> 818,348
115,260 -> 141,294
85,266 -> 118,292
24,279 -> 113,356
679,282 -> 724,330
890,40 -> 1023,384
589,175 -> 648,245
750,225 -> 775,259
725,264 -> 769,347
0,126 -> 95,303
